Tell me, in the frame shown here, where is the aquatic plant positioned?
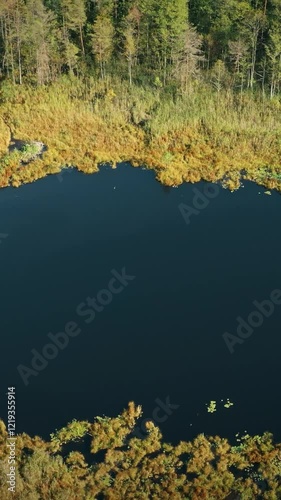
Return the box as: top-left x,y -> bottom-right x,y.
0,402 -> 281,499
206,400 -> 217,413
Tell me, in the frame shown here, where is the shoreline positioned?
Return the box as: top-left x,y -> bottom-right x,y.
1,79 -> 281,193
1,403 -> 281,497
1,159 -> 280,198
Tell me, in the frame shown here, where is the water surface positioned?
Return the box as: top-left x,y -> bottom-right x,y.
0,164 -> 280,444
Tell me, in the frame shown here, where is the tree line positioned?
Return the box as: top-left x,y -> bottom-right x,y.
0,0 -> 281,96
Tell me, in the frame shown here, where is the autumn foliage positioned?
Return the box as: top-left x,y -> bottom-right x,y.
1,78 -> 281,192
0,403 -> 281,499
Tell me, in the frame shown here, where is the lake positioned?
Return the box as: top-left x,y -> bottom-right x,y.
0,163 -> 281,445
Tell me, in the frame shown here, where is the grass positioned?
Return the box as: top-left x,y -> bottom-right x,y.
0,117 -> 10,155
0,76 -> 281,191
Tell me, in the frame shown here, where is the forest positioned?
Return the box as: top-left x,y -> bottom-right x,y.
0,0 -> 281,94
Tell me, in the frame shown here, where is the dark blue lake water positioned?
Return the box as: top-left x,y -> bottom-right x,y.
0,164 -> 281,444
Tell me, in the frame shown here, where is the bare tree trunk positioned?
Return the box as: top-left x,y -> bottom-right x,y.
270,75 -> 275,98
5,11 -> 16,84
163,52 -> 167,86
79,24 -> 85,57
16,4 -> 22,84
261,60 -> 266,97
0,16 -> 8,74
249,17 -> 263,90
17,36 -> 22,84
3,15 -> 10,78
128,58 -> 132,85
240,74 -> 244,101
100,59 -> 103,79
250,35 -> 257,89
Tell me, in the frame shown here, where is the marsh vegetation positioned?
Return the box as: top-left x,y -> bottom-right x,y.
1,403 -> 281,499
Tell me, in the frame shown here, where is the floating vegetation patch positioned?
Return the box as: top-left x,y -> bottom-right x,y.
223,398 -> 234,409
206,400 -> 217,413
206,399 -> 234,413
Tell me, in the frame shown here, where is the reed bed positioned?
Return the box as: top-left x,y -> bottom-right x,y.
1,77 -> 281,191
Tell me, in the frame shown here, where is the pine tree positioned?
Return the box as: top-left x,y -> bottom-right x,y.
139,0 -> 188,83
24,0 -> 60,84
60,0 -> 87,56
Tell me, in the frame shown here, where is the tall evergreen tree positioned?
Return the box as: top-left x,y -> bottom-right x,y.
139,0 -> 188,83
24,0 -> 59,84
60,0 -> 87,55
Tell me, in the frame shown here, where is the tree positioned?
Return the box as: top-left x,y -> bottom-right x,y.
189,0 -> 218,34
24,0 -> 59,84
266,28 -> 281,96
228,39 -> 249,92
123,6 -> 141,84
138,0 -> 188,83
60,0 -> 87,56
210,59 -> 229,92
91,11 -> 114,78
173,24 -> 203,93
61,31 -> 80,74
243,9 -> 267,89
0,0 -> 26,84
